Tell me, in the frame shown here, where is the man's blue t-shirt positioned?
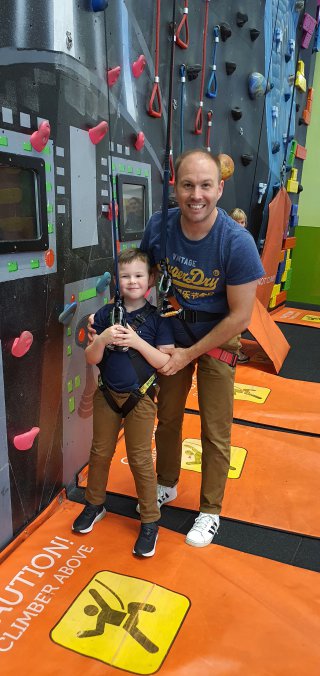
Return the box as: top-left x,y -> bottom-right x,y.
93,302 -> 174,392
140,207 -> 265,346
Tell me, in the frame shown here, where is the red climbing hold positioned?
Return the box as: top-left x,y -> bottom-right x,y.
132,55 -> 146,78
11,331 -> 33,358
30,121 -> 51,152
106,202 -> 119,221
107,66 -> 121,87
134,132 -> 145,151
45,249 -> 55,268
88,121 -> 109,145
14,427 -> 40,451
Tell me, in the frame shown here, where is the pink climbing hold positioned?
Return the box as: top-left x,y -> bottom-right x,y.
14,427 -> 40,451
107,66 -> 121,87
30,121 -> 51,152
132,55 -> 146,78
134,131 -> 145,151
11,331 -> 33,358
88,121 -> 109,145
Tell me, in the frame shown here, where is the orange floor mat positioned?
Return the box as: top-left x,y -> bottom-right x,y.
186,367 -> 320,435
1,497 -> 319,675
271,306 -> 320,327
80,416 -> 320,537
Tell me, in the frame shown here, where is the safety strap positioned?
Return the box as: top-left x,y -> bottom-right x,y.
206,110 -> 213,151
179,63 -> 186,153
194,0 -> 210,134
206,347 -> 238,367
99,373 -> 156,418
178,314 -> 238,367
206,25 -> 220,99
127,302 -> 158,386
148,0 -> 162,118
158,0 -> 177,311
176,0 -> 189,49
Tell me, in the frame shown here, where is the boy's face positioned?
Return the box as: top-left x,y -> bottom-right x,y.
118,259 -> 152,301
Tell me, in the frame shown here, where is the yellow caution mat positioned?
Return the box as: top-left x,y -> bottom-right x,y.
0,495 -> 319,675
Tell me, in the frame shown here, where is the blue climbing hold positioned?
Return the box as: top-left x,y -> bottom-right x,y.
248,72 -> 267,99
96,271 -> 111,294
59,302 -> 78,326
92,0 -> 108,11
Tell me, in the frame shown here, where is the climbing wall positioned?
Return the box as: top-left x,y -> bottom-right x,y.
0,0 -> 318,550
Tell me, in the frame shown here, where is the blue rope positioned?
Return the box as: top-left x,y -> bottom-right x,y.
206,26 -> 220,99
179,64 -> 186,153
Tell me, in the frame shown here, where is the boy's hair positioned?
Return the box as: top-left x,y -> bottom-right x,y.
229,208 -> 247,226
117,247 -> 152,274
174,149 -> 221,184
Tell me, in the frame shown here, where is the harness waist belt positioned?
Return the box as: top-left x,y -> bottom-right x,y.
206,347 -> 238,367
180,309 -> 226,323
98,373 -> 156,418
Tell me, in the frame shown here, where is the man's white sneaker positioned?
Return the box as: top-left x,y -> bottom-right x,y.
185,512 -> 220,548
136,484 -> 177,514
157,484 -> 177,507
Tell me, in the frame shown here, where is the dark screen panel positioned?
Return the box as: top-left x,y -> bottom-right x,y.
0,152 -> 48,253
116,174 -> 149,242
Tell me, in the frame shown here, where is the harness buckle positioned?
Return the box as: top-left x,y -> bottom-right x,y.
181,309 -> 197,323
158,271 -> 172,295
219,350 -> 238,367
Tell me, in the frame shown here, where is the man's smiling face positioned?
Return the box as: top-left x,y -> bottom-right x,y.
174,153 -> 224,233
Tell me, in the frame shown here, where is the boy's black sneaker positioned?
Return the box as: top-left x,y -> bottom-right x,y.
72,502 -> 106,533
133,522 -> 159,557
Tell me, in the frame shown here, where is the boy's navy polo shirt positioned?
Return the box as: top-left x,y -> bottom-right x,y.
93,303 -> 174,392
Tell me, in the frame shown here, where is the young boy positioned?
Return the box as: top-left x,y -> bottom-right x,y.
72,249 -> 174,557
229,208 -> 247,228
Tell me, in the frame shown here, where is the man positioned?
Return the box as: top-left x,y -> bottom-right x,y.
140,149 -> 264,548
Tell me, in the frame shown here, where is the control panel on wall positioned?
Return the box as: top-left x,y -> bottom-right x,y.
0,128 -> 57,283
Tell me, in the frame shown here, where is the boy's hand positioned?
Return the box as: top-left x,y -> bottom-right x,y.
112,324 -> 141,349
100,325 -> 123,345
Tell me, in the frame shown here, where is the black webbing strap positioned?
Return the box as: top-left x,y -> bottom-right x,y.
99,379 -> 156,418
176,308 -> 238,367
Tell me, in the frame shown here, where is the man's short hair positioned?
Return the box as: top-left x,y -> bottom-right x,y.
117,247 -> 152,274
174,149 -> 221,184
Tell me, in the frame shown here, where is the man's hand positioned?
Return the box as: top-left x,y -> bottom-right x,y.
87,314 -> 96,343
157,347 -> 191,376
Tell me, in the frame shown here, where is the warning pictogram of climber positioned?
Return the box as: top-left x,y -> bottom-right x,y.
181,438 -> 247,479
302,314 -> 320,324
234,383 -> 271,403
50,571 -> 190,674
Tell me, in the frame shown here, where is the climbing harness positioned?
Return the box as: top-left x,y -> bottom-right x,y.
176,0 -> 189,49
206,25 -> 220,99
99,302 -> 158,417
148,0 -> 162,118
194,0 -> 210,134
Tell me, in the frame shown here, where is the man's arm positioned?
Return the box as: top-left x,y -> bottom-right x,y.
159,279 -> 258,375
